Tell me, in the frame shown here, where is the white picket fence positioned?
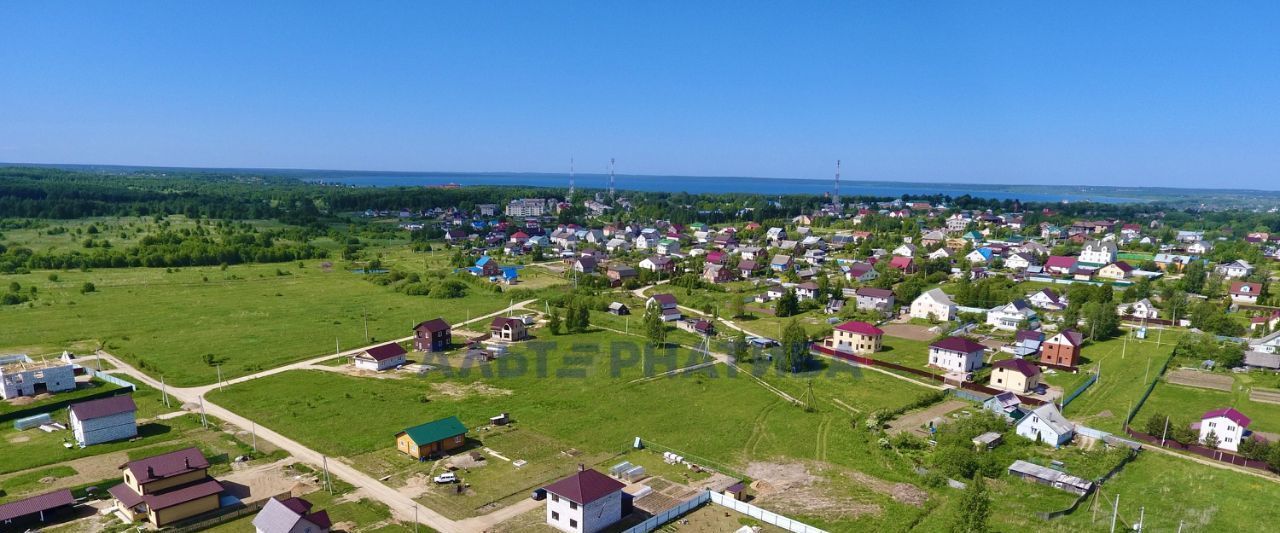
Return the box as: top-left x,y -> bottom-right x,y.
621,490 -> 827,533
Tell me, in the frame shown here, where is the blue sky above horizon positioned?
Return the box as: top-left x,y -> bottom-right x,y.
2,2 -> 1278,189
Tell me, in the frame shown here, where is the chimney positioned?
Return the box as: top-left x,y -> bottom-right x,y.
146,466 -> 154,478
184,457 -> 191,469
578,463 -> 585,472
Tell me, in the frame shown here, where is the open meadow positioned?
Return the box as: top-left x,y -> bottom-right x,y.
1056,329 -> 1183,433
0,258 -> 513,386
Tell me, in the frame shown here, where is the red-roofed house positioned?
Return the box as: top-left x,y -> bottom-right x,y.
1197,408 -> 1251,452
1042,330 -> 1083,367
69,394 -> 137,446
1097,261 -> 1134,280
1230,281 -> 1263,304
990,359 -> 1042,394
929,337 -> 986,373
354,342 -> 408,371
544,468 -> 626,533
823,321 -> 884,355
109,447 -> 223,527
491,317 -> 529,342
889,256 -> 917,274
413,318 -> 452,352
1045,256 -> 1077,275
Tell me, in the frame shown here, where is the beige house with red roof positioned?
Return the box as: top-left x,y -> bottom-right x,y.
990,359 -> 1042,394
109,447 -> 223,527
823,321 -> 884,355
1230,281 -> 1263,304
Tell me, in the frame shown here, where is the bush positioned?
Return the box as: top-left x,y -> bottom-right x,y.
80,282 -> 96,294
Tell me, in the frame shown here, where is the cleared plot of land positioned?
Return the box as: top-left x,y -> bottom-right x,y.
1137,375 -> 1280,434
879,322 -> 940,342
886,400 -> 970,438
1055,331 -> 1183,433
0,259 -> 511,386
1166,368 -> 1234,391
1250,387 -> 1280,405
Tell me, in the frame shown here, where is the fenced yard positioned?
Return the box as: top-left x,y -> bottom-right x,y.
1165,369 -> 1234,392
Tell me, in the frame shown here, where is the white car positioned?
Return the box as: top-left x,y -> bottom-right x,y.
433,472 -> 458,484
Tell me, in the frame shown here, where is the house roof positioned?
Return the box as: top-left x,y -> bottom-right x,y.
918,288 -> 954,306
490,316 -> 523,329
650,293 -> 678,305
1045,256 -> 1077,269
254,497 -> 333,533
994,358 -> 1041,378
931,336 -> 987,354
0,488 -> 74,522
889,256 -> 914,269
400,416 -> 467,445
1230,281 -> 1262,295
125,447 -> 209,483
738,260 -> 758,270
771,254 -> 792,265
1048,330 -> 1084,347
834,321 -> 884,336
1203,407 -> 1251,428
543,468 -> 626,505
362,342 -> 407,362
414,318 -> 451,333
1026,403 -> 1074,435
145,478 -> 224,510
70,395 -> 137,421
856,287 -> 894,299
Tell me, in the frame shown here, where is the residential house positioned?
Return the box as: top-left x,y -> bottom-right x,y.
638,256 -> 675,274
990,359 -> 1042,394
1008,460 -> 1093,495
1044,256 -> 1077,276
572,256 -> 598,274
1096,261 -> 1134,280
474,255 -> 502,277
795,282 -> 820,301
770,254 -> 794,272
1042,330 -> 1084,367
656,238 -> 680,256
108,447 -> 223,527
607,302 -> 630,316
413,318 -> 452,352
921,230 -> 947,247
825,298 -> 845,314
737,260 -> 759,279
1118,299 -> 1159,319
854,287 -> 895,314
253,497 -> 332,533
646,294 -> 681,321
69,395 -> 137,447
844,263 -> 879,283
1196,408 -> 1250,452
490,317 -> 529,341
702,263 -> 734,284
0,356 -> 76,400
395,416 -> 468,460
604,238 -> 631,253
911,288 -> 956,321
1217,260 -> 1255,280
889,256 -> 917,274
1230,281 -> 1263,304
353,342 -> 408,372
986,300 -> 1039,331
928,247 -> 954,261
1187,240 -> 1214,255
966,247 -> 993,264
544,468 -> 626,533
1153,253 -> 1193,272
676,319 -> 715,337
1078,239 -> 1118,266
823,321 -> 884,355
1027,288 -> 1067,311
892,244 -> 917,257
928,337 -> 986,373
984,391 -> 1025,422
1016,403 -> 1074,447
606,265 -> 637,286
1005,252 -> 1036,271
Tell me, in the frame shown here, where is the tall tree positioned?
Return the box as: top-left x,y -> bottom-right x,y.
776,319 -> 811,373
548,308 -> 563,335
644,303 -> 667,347
951,474 -> 990,533
776,289 -> 800,318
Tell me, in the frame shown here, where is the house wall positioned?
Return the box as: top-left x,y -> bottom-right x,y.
1041,342 -> 1080,366
1199,416 -> 1245,452
545,491 -> 621,533
73,411 -> 138,446
928,347 -> 982,372
827,331 -> 881,354
990,368 -> 1038,393
397,433 -> 422,459
138,469 -> 208,495
150,493 -> 221,526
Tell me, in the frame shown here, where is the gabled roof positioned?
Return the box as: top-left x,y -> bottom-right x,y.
889,256 -> 914,269
834,321 -> 884,336
399,416 -> 468,445
70,395 -> 137,421
1230,281 -> 1262,295
414,318 -> 451,333
1045,256 -> 1077,269
0,488 -> 74,522
856,287 -> 894,299
543,468 -> 625,505
254,497 -> 333,533
490,316 -> 523,329
362,342 -> 407,361
125,447 -> 210,483
1203,407 -> 1251,428
1048,329 -> 1084,347
917,288 -> 954,306
144,478 -> 223,511
994,358 -> 1041,377
931,336 -> 987,354
1025,403 -> 1073,435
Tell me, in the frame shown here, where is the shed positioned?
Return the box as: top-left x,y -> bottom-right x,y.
1007,460 -> 1094,495
0,488 -> 75,525
396,416 -> 468,460
69,394 -> 138,446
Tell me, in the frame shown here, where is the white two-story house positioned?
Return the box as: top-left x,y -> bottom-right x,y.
544,468 -> 625,533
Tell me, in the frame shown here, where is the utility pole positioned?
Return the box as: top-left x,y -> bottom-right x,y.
414,504 -> 419,533
363,306 -> 369,341
1137,506 -> 1144,532
1111,493 -> 1119,533
161,376 -> 170,409
198,396 -> 208,428
322,456 -> 333,493
216,365 -> 223,392
1161,416 -> 1170,446
336,337 -> 340,354
251,422 -> 258,452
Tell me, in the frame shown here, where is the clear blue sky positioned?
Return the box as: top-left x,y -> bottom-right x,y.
2,2 -> 1278,189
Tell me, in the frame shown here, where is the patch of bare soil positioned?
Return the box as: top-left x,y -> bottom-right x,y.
219,459 -> 314,503
6,396 -> 34,407
846,472 -> 928,506
430,381 -> 514,398
398,473 -> 431,498
447,451 -> 488,469
746,461 -> 880,518
6,434 -> 31,443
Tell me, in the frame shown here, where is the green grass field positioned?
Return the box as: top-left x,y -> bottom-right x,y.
1057,329 -> 1183,433
0,259 -> 511,386
1136,373 -> 1280,435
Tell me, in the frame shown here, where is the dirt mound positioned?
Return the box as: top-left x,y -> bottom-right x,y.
430,381 -> 513,398
746,461 -> 880,518
847,472 -> 928,506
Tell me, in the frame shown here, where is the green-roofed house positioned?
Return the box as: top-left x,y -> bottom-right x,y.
395,416 -> 468,460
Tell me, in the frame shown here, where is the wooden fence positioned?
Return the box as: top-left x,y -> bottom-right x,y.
1123,428 -> 1271,471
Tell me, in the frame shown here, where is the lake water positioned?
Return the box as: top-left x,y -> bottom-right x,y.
306,172 -> 1144,203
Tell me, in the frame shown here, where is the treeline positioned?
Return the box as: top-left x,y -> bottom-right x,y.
0,227 -> 325,273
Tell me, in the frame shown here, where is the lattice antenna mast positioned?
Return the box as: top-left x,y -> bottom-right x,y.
834,159 -> 842,213
609,158 -> 616,199
568,158 -> 575,198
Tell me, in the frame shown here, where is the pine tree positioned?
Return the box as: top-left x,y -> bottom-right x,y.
644,303 -> 667,347
777,319 -> 810,373
549,308 -> 563,335
576,304 -> 591,332
776,289 -> 800,317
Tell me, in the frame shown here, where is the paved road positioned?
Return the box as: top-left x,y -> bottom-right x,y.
97,299 -> 538,533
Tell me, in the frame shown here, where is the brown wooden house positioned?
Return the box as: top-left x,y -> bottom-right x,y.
395,416 -> 468,460
413,318 -> 452,352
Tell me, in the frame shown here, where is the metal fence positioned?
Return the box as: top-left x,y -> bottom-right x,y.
1060,372 -> 1098,410
621,491 -> 710,533
709,491 -> 828,533
85,368 -> 137,391
167,491 -> 291,533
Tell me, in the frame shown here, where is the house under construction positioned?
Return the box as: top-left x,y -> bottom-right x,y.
0,354 -> 76,400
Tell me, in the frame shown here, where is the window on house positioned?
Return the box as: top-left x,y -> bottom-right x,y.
570,519 -> 579,529
551,495 -> 559,502
570,501 -> 578,510
551,511 -> 560,520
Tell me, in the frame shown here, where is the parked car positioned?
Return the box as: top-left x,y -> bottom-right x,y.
434,472 -> 458,484
531,488 -> 547,501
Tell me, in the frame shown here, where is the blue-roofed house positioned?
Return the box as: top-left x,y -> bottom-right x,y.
476,255 -> 501,276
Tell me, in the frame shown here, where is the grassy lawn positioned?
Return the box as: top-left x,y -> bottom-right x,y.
0,377 -> 124,417
1136,374 -> 1280,435
1057,329 -> 1183,433
0,415 -> 200,476
0,259 -> 511,386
